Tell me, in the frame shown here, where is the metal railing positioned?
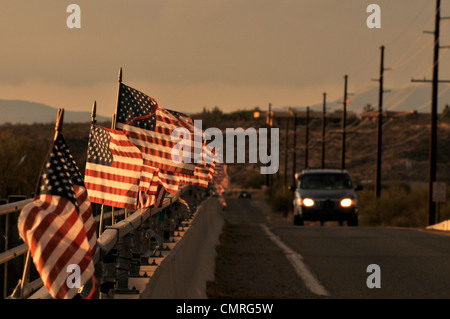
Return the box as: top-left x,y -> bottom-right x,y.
1,185 -> 210,299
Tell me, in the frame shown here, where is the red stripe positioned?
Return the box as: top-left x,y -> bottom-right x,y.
28,197 -> 69,257
110,148 -> 142,160
38,207 -> 79,274
48,226 -> 92,298
110,160 -> 142,172
54,250 -> 93,299
85,168 -> 140,185
84,181 -> 139,198
88,196 -> 137,209
22,197 -> 52,246
126,130 -> 176,150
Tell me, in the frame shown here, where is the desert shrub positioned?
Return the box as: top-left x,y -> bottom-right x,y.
265,181 -> 293,215
356,184 -> 449,227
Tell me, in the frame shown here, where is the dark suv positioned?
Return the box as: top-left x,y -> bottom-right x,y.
291,169 -> 362,226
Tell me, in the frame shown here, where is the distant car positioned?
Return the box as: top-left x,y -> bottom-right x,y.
238,191 -> 252,199
291,169 -> 362,226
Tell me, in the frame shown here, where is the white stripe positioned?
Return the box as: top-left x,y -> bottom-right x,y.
22,196 -> 94,298
22,196 -> 73,267
117,123 -> 196,171
260,224 -> 330,297
85,162 -> 141,181
84,175 -> 139,192
85,188 -> 138,205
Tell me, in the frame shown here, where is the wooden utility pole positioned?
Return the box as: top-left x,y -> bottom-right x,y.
411,0 -> 450,225
341,75 -> 348,170
374,45 -> 391,198
304,106 -> 310,169
292,111 -> 297,185
283,117 -> 290,186
266,103 -> 272,188
321,93 -> 326,168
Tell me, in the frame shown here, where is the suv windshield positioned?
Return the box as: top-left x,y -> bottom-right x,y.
300,173 -> 353,190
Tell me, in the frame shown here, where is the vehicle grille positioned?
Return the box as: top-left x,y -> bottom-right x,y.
319,199 -> 335,208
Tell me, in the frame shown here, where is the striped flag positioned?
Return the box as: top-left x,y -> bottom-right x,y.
139,168 -> 168,209
178,164 -> 214,188
18,133 -> 96,299
165,109 -> 194,125
84,125 -> 143,209
115,83 -> 196,176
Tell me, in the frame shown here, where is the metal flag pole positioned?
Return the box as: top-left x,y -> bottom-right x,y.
91,100 -> 97,124
91,101 -> 107,236
19,250 -> 31,299
54,108 -> 64,141
19,108 -> 65,299
113,67 -> 123,130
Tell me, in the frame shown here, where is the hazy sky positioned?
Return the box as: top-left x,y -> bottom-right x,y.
2,1 -> 449,118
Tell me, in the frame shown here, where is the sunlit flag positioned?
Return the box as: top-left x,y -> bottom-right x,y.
138,168 -> 168,209
115,83 -> 196,176
18,133 -> 96,299
212,163 -> 229,207
84,125 -> 143,209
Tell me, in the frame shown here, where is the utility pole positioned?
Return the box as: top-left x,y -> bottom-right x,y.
341,75 -> 348,170
305,106 -> 310,169
265,103 -> 271,188
267,103 -> 273,188
373,45 -> 391,198
321,93 -> 326,168
292,111 -> 297,186
283,117 -> 290,186
411,0 -> 450,225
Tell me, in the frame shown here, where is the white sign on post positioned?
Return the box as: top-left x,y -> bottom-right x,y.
432,182 -> 447,203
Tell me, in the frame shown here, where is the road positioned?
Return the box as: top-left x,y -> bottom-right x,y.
207,195 -> 450,299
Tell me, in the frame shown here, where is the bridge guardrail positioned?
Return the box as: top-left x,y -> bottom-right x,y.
1,184 -> 210,299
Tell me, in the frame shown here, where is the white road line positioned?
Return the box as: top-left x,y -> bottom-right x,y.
260,224 -> 330,297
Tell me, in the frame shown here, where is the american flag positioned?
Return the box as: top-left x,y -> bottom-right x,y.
115,83 -> 197,175
84,125 -> 143,209
165,109 -> 194,125
138,168 -> 169,209
178,163 -> 215,188
18,133 -> 96,299
212,163 -> 228,208
213,163 -> 229,195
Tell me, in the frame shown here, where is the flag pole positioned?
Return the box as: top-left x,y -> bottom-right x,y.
113,67 -> 122,130
110,113 -> 116,224
54,108 -> 64,141
111,67 -> 122,219
19,250 -> 31,299
91,100 -> 106,235
91,100 -> 97,124
20,108 -> 64,298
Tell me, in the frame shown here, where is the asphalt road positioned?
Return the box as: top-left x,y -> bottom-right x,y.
209,196 -> 450,299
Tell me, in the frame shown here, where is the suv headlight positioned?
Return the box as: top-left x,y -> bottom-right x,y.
302,198 -> 315,207
340,198 -> 354,207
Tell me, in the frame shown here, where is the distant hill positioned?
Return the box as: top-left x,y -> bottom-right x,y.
0,99 -> 109,124
277,85 -> 450,114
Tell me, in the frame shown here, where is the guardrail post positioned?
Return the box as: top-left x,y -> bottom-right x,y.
79,257 -> 103,299
3,213 -> 9,298
130,228 -> 143,277
140,219 -> 154,265
115,233 -> 138,294
100,249 -> 117,299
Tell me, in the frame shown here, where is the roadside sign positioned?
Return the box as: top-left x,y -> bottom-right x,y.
432,182 -> 447,203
